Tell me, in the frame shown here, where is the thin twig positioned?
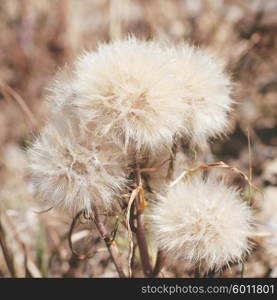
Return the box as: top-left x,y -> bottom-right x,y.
170,169 -> 188,187
34,206 -> 54,214
68,211 -> 96,260
0,217 -> 16,277
126,187 -> 139,277
130,244 -> 137,277
134,161 -> 153,277
152,249 -> 165,277
0,80 -> 39,129
166,142 -> 177,182
140,158 -> 170,174
188,161 -> 258,191
171,161 -> 259,193
1,211 -> 29,277
93,206 -> 126,278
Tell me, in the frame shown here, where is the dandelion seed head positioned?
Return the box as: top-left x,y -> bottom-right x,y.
148,175 -> 252,272
69,38 -> 188,152
46,38 -> 233,152
28,120 -> 127,215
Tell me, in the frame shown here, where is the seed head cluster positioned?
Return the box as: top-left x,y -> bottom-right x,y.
28,37 -> 252,271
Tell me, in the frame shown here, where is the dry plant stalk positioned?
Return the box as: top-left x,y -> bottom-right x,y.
186,161 -> 259,196
0,216 -> 16,277
0,80 -> 39,129
152,250 -> 166,277
125,186 -> 139,277
134,162 -> 153,277
93,206 -> 126,278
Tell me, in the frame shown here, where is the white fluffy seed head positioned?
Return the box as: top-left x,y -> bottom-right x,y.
69,38 -> 189,152
28,116 -> 127,216
148,176 -> 252,272
172,44 -> 233,145
45,38 -> 233,154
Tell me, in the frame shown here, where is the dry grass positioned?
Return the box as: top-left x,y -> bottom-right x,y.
0,0 -> 277,277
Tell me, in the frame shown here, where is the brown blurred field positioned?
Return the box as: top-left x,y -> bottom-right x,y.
0,0 -> 277,278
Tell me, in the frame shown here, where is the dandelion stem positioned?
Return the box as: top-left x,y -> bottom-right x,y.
93,206 -> 126,278
135,161 -> 153,277
152,249 -> 165,277
136,211 -> 152,277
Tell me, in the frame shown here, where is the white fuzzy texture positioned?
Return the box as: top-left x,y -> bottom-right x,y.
45,38 -> 233,152
69,38 -> 189,152
148,176 -> 252,271
28,116 -> 127,215
172,44 -> 233,145
28,38 -> 234,215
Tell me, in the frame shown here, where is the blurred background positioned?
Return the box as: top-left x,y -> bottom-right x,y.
0,0 -> 277,277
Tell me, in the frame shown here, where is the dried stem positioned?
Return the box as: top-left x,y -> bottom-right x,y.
68,211 -> 96,260
152,249 -> 166,277
1,210 -> 29,277
0,218 -> 16,277
134,161 -> 153,277
0,80 -> 39,129
93,206 -> 126,278
126,187 -> 138,277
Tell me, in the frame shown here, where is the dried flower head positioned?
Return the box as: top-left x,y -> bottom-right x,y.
148,176 -> 252,272
28,117 -> 127,215
172,44 -> 233,145
69,38 -> 188,152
